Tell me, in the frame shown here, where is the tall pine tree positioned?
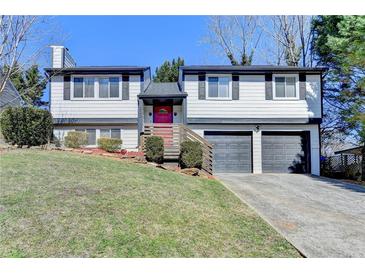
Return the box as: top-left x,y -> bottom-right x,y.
153,57 -> 184,82
312,16 -> 365,144
9,64 -> 48,107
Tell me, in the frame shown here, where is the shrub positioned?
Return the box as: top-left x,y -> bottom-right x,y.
97,137 -> 122,152
64,131 -> 88,148
145,136 -> 164,163
180,140 -> 203,169
0,106 -> 53,147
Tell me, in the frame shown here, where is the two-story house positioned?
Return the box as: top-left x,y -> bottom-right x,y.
46,46 -> 324,176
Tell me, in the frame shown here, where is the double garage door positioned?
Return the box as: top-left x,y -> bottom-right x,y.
205,131 -> 309,174
205,132 -> 252,173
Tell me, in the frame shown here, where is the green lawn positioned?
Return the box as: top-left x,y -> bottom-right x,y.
0,150 -> 300,257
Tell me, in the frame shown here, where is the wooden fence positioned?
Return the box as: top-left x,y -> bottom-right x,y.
321,154 -> 363,181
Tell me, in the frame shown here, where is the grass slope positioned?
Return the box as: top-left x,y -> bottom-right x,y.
0,150 -> 300,257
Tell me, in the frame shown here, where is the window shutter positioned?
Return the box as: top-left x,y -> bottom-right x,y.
122,75 -> 130,100
299,73 -> 306,100
198,74 -> 206,100
232,75 -> 239,100
265,73 -> 273,100
63,75 -> 71,100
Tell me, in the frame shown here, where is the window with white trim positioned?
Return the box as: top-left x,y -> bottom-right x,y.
207,76 -> 230,99
99,77 -> 119,98
100,129 -> 111,138
73,77 -> 84,98
73,77 -> 95,98
100,129 -> 121,139
72,76 -> 120,99
274,76 -> 297,99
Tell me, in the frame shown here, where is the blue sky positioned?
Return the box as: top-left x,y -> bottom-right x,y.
42,16 -> 232,101
52,16 -> 225,69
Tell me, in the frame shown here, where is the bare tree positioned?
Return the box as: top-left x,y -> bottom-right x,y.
261,16 -> 314,67
0,16 -> 37,93
205,16 -> 262,65
204,16 -> 314,67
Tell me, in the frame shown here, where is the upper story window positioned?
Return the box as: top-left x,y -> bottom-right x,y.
85,78 -> 95,98
99,77 -> 119,98
73,77 -> 84,98
207,76 -> 230,99
274,75 -> 298,99
72,76 -> 120,99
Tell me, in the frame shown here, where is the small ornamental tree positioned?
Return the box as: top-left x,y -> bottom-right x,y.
180,140 -> 203,169
145,136 -> 164,164
0,106 -> 53,147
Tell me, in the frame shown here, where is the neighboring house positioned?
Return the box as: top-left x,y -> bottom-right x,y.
46,45 -> 324,175
0,77 -> 23,112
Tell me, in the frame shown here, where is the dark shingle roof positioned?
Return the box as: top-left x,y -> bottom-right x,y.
180,65 -> 326,73
44,66 -> 150,75
140,82 -> 186,98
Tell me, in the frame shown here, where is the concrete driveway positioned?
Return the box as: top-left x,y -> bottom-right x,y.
216,173 -> 365,258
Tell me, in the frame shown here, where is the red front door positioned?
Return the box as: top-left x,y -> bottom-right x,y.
153,105 -> 173,123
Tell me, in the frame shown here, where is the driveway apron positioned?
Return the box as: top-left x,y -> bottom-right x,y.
217,173 -> 365,258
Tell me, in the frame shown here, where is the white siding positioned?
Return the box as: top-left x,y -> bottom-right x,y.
51,46 -> 63,68
50,75 -> 140,119
121,126 -> 139,150
189,124 -> 320,176
184,74 -> 321,119
64,49 -> 76,68
54,125 -> 138,150
143,105 -> 153,123
252,130 -> 262,173
306,74 -> 322,118
173,105 -> 182,123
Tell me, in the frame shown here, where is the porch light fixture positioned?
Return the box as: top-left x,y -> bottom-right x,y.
255,125 -> 260,132
174,112 -> 177,116
148,112 -> 152,116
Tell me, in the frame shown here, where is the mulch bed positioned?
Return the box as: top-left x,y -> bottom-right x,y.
83,148 -> 144,158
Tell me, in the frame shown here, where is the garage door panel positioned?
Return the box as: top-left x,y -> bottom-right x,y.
262,133 -> 308,173
205,133 -> 252,173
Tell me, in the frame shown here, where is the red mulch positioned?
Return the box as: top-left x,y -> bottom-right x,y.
82,148 -> 144,157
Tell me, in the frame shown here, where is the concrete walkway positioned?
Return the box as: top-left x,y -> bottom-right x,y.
216,173 -> 365,258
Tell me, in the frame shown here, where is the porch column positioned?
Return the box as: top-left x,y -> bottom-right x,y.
182,97 -> 187,125
137,99 -> 144,145
252,129 -> 262,174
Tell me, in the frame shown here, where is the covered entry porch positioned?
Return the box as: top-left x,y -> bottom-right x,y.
137,82 -> 213,173
138,82 -> 187,132
138,82 -> 188,161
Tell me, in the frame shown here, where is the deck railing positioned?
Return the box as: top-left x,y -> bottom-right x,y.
140,123 -> 213,174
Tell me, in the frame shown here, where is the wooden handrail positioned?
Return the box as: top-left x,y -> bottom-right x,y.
140,123 -> 213,174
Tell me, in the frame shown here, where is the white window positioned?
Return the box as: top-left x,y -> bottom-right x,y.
100,129 -> 111,138
84,78 -> 95,98
99,77 -> 120,98
207,76 -> 231,99
99,129 -> 121,139
72,76 -> 120,100
73,77 -> 84,98
73,77 -> 95,98
274,75 -> 299,99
